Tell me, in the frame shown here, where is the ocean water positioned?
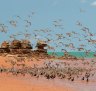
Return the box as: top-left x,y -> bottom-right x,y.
47,52 -> 96,58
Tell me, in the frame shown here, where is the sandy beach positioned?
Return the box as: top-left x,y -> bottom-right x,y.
0,54 -> 96,91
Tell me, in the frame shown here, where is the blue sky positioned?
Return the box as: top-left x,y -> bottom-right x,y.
0,0 -> 96,51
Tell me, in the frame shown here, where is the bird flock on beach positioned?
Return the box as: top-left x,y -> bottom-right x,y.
0,10 -> 96,83
0,54 -> 96,83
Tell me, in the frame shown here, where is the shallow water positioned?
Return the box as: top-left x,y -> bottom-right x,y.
48,52 -> 96,58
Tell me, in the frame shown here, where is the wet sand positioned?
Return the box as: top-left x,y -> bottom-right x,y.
0,73 -> 96,91
0,74 -> 76,91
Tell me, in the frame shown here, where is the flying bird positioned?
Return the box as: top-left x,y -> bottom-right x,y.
9,20 -> 17,27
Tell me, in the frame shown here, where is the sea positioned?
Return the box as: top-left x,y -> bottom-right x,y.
47,52 -> 96,58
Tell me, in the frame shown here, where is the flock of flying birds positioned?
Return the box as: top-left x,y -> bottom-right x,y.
0,11 -> 96,56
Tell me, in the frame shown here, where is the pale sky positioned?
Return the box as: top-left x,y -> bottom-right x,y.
0,0 -> 96,51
